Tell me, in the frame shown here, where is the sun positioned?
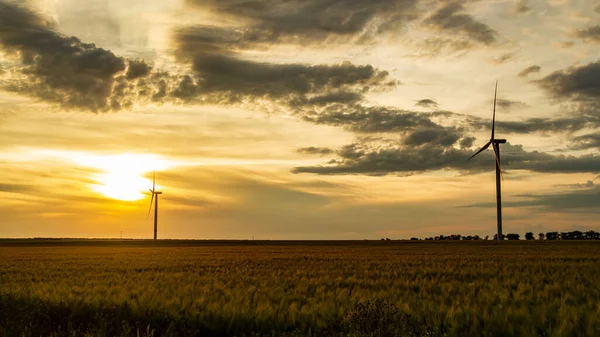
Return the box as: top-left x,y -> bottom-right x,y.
92,171 -> 154,201
72,153 -> 172,201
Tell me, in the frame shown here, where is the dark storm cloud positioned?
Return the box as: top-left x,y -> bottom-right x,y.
297,147 -> 335,156
415,99 -> 439,108
184,0 -> 421,44
292,141 -> 600,176
518,65 -> 540,77
536,60 -> 600,105
570,132 -> 600,150
575,25 -> 600,43
423,1 -> 496,45
0,1 -> 166,111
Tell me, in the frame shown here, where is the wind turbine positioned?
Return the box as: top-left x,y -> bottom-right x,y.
147,171 -> 163,240
469,81 -> 506,241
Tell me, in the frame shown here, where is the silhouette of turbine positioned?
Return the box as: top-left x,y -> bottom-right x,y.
469,81 -> 506,241
147,171 -> 163,240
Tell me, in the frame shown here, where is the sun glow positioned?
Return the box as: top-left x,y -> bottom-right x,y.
73,153 -> 172,201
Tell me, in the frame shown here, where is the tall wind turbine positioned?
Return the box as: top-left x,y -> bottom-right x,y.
147,171 -> 163,240
469,81 -> 506,241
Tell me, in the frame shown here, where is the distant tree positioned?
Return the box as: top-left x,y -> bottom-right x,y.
546,232 -> 559,240
385,238 -> 391,241
571,230 -> 584,240
560,232 -> 569,240
493,234 -> 506,240
506,233 -> 520,240
525,232 -> 535,241
538,233 -> 545,240
585,230 -> 597,240
410,237 -> 419,241
485,235 -> 489,240
381,238 -> 385,241
473,235 -> 481,240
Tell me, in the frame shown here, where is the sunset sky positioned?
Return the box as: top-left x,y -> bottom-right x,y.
0,0 -> 599,239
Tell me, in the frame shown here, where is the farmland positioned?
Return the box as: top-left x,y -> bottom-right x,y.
1,240 -> 599,337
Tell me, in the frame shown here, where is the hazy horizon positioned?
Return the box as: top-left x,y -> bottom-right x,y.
1,0 -> 599,240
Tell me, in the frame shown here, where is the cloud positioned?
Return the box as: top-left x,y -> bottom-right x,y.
575,25 -> 600,43
513,0 -> 531,13
412,37 -> 474,57
403,127 -> 461,147
172,26 -> 397,106
0,183 -> 37,194
297,147 -> 334,156
415,98 -> 439,108
518,65 -> 541,77
298,104 -> 445,133
459,136 -> 476,149
466,186 -> 600,213
423,2 -> 496,45
512,187 -> 600,212
491,53 -> 515,64
292,141 -> 600,176
555,180 -> 594,189
494,98 -> 528,111
536,60 -> 600,106
0,1 -> 167,112
184,0 -> 422,45
570,132 -> 600,150
300,101 -> 598,136
292,142 -> 490,176
488,116 -> 600,134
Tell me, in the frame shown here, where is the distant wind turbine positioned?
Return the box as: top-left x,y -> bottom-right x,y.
469,81 -> 506,241
147,171 -> 163,240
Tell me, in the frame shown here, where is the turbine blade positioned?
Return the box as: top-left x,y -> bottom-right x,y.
147,193 -> 154,218
468,141 -> 491,160
492,80 -> 498,140
493,144 -> 504,181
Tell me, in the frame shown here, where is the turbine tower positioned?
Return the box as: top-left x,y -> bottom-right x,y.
469,81 -> 506,241
148,171 -> 163,240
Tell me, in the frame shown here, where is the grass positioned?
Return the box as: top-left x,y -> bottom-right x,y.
0,240 -> 599,336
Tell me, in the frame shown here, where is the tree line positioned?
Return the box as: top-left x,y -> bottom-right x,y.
410,230 -> 600,241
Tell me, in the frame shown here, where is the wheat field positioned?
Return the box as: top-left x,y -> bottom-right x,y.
0,240 -> 599,337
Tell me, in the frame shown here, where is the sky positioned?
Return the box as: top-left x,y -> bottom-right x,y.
0,0 -> 599,240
